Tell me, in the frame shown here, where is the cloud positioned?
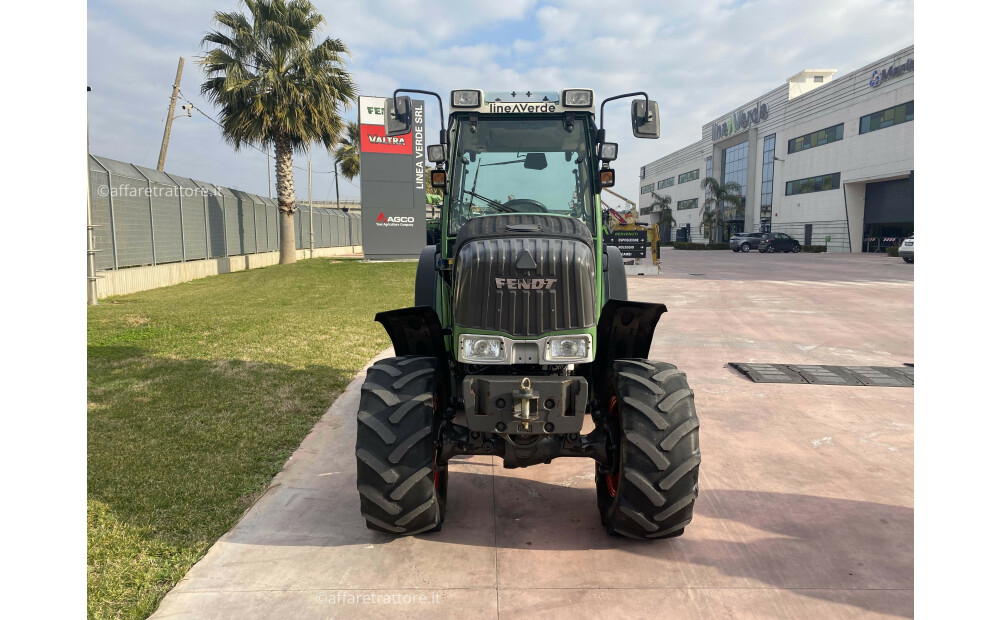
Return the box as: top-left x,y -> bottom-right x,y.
87,0 -> 913,200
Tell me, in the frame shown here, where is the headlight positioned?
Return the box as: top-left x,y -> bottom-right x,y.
451,89 -> 482,108
562,89 -> 594,107
461,336 -> 505,362
544,335 -> 591,362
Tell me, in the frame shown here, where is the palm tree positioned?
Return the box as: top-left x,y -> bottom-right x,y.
200,0 -> 356,264
650,192 -> 675,242
334,121 -> 360,180
699,177 -> 743,243
699,207 -> 720,243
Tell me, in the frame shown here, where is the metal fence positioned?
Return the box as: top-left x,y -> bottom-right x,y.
88,154 -> 361,271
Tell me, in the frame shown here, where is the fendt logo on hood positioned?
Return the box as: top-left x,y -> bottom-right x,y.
495,277 -> 557,290
375,212 -> 415,227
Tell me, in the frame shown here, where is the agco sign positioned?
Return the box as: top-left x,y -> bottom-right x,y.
712,100 -> 768,142
375,212 -> 415,228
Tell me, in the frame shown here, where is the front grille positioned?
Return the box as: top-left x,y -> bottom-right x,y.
453,236 -> 596,337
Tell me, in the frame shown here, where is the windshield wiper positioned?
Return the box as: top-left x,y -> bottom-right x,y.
468,191 -> 514,212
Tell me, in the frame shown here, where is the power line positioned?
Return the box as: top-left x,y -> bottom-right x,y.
176,88 -> 359,176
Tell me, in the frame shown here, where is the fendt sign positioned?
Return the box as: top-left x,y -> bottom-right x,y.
358,95 -> 426,258
712,100 -> 769,141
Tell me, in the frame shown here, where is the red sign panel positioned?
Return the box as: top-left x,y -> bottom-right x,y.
360,124 -> 411,155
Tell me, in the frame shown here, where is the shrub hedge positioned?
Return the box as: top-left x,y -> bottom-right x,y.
672,242 -> 731,250
886,245 -> 900,257
801,245 -> 828,253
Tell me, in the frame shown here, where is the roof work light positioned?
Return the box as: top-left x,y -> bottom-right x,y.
451,90 -> 483,108
561,89 -> 594,107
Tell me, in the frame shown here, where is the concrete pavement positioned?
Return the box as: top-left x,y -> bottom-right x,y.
153,251 -> 913,619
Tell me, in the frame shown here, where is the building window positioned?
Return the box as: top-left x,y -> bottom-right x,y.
704,155 -> 713,209
760,134 -> 775,233
720,141 -> 749,221
788,124 -> 844,154
677,198 -> 699,210
860,101 -> 914,134
640,183 -> 654,194
657,177 -> 674,189
639,206 -> 653,215
678,169 -> 700,184
786,172 -> 841,196
814,75 -> 824,83
640,166 -> 646,180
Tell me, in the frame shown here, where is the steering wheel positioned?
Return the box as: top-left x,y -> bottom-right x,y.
502,198 -> 548,213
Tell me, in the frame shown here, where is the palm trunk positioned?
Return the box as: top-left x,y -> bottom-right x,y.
275,134 -> 297,264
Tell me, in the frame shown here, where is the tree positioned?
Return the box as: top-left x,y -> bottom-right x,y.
699,207 -> 720,243
200,0 -> 356,264
699,177 -> 743,243
650,192 -> 675,241
334,121 -> 360,181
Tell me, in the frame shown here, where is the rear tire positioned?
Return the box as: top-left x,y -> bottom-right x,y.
596,359 -> 700,539
903,257 -> 913,263
741,243 -> 750,252
767,245 -> 775,253
356,356 -> 446,535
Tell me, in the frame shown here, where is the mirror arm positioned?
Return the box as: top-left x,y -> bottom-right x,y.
392,88 -> 448,147
598,91 -> 649,134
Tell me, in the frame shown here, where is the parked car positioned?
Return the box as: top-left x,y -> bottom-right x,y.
898,234 -> 914,263
730,232 -> 764,252
758,232 -> 802,253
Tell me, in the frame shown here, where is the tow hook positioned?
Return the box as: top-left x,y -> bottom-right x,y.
512,377 -> 539,432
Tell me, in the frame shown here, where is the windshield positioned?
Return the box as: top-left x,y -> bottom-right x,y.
449,118 -> 595,234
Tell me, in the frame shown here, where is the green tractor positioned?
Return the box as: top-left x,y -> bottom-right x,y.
356,88 -> 700,539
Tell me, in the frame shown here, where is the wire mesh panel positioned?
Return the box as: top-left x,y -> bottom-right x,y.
216,187 -> 240,255
349,212 -> 361,245
324,211 -> 334,247
94,156 -> 153,267
135,166 -> 183,263
89,157 -> 115,270
294,206 -> 304,249
251,195 -> 267,254
332,210 -> 348,247
193,180 -> 227,258
232,190 -> 257,254
314,209 -> 324,248
167,174 -> 208,261
263,197 -> 278,251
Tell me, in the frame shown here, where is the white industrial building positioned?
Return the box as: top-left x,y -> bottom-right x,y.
637,45 -> 913,252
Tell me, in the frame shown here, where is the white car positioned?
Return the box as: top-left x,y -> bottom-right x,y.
899,235 -> 913,263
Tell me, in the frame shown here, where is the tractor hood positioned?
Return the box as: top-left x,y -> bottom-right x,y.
453,214 -> 597,338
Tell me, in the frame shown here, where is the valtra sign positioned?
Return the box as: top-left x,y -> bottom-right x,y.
712,100 -> 768,142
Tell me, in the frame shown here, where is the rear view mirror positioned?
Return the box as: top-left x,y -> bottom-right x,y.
631,99 -> 660,139
385,96 -> 412,136
524,153 -> 548,170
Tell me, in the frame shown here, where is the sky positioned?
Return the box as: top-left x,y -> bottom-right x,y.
87,0 -> 914,207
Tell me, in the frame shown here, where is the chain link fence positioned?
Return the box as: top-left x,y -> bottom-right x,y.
89,155 -> 361,271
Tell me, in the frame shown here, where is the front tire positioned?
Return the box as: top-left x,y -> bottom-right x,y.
356,356 -> 446,535
597,359 -> 701,539
903,257 -> 913,263
792,244 -> 801,253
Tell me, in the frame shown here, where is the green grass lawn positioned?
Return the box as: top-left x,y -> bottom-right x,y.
87,258 -> 415,619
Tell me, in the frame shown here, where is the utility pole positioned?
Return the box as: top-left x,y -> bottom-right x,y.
308,143 -> 314,258
157,57 -> 185,171
87,86 -> 99,306
334,170 -> 340,210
